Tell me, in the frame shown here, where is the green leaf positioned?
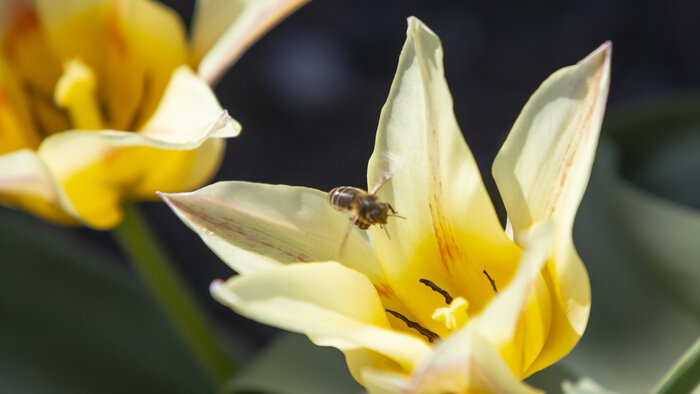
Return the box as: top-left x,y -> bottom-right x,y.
651,336 -> 700,394
0,209 -> 212,393
561,138 -> 700,391
525,363 -> 578,394
614,179 -> 700,313
220,333 -> 363,394
562,378 -> 622,394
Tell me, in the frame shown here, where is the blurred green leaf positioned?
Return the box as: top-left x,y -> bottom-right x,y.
615,180 -> 700,313
652,336 -> 700,394
562,138 -> 700,392
0,209 -> 212,393
562,378 -> 622,394
525,363 -> 578,394
221,333 -> 362,394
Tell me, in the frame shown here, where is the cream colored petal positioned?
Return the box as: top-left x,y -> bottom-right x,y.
361,369 -> 412,394
342,348 -> 407,388
211,262 -> 431,371
406,329 -> 543,394
492,42 -> 610,372
161,181 -> 418,335
0,149 -> 79,224
36,66 -> 236,228
159,181 -> 380,279
492,42 -> 611,243
190,0 -> 309,85
366,17 -> 519,334
139,65 -> 240,140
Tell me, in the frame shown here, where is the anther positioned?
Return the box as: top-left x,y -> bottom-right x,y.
385,309 -> 441,343
483,270 -> 498,294
419,278 -> 453,304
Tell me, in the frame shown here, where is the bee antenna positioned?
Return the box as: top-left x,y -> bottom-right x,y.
391,213 -> 406,220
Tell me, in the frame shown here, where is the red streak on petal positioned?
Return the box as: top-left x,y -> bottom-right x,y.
425,128 -> 465,275
106,6 -> 127,56
2,9 -> 39,62
545,63 -> 604,217
174,199 -> 313,264
373,283 -> 394,300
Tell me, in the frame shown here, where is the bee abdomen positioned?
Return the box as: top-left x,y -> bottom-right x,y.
328,186 -> 362,211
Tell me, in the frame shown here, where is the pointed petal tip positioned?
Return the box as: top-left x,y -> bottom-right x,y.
156,190 -> 176,203
209,278 -> 225,298
583,41 -> 612,65
214,109 -> 242,138
156,190 -> 196,212
406,16 -> 435,38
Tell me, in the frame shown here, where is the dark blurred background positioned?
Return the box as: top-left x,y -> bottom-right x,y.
2,0 -> 699,391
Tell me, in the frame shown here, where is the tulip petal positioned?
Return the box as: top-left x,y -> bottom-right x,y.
160,181 -> 375,274
0,149 -> 78,224
35,0 -> 188,130
190,0 -> 309,85
211,262 -> 431,372
0,56 -> 43,153
405,329 -> 543,394
36,66 -> 236,229
470,221 -> 554,376
492,42 -> 611,373
366,17 -> 519,333
159,181 -> 414,320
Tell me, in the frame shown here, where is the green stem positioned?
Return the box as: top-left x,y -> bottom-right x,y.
651,336 -> 700,394
112,203 -> 235,387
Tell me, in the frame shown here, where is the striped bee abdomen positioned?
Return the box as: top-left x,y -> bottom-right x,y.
328,186 -> 364,212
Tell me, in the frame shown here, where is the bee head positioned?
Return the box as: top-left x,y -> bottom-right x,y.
368,202 -> 391,224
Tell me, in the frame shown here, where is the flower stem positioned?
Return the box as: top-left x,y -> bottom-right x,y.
112,203 -> 235,387
651,336 -> 700,394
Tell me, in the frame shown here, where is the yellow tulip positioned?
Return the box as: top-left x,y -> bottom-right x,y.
0,0 -> 308,228
161,17 -> 610,393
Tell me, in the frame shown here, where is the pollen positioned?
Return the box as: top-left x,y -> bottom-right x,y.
432,296 -> 469,330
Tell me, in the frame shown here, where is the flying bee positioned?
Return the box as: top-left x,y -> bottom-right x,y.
328,175 -> 404,254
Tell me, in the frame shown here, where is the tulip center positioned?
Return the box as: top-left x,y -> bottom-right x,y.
54,58 -> 104,130
419,279 -> 470,331
431,296 -> 469,330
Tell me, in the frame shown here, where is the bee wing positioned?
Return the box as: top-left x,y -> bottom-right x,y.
339,214 -> 360,257
369,152 -> 401,195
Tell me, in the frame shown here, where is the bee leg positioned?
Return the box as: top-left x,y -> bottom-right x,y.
387,203 -> 406,220
383,225 -> 391,240
339,215 -> 360,257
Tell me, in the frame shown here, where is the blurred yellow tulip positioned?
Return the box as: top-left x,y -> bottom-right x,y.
0,0 -> 307,228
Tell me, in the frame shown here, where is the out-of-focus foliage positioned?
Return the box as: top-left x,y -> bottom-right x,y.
558,98 -> 700,392
220,333 -> 362,394
0,209 -> 212,393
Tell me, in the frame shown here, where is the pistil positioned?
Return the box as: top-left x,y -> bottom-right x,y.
54,58 -> 103,130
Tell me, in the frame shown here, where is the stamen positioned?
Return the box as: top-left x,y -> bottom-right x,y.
54,58 -> 103,130
419,278 -> 453,304
483,270 -> 498,294
385,309 -> 440,343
